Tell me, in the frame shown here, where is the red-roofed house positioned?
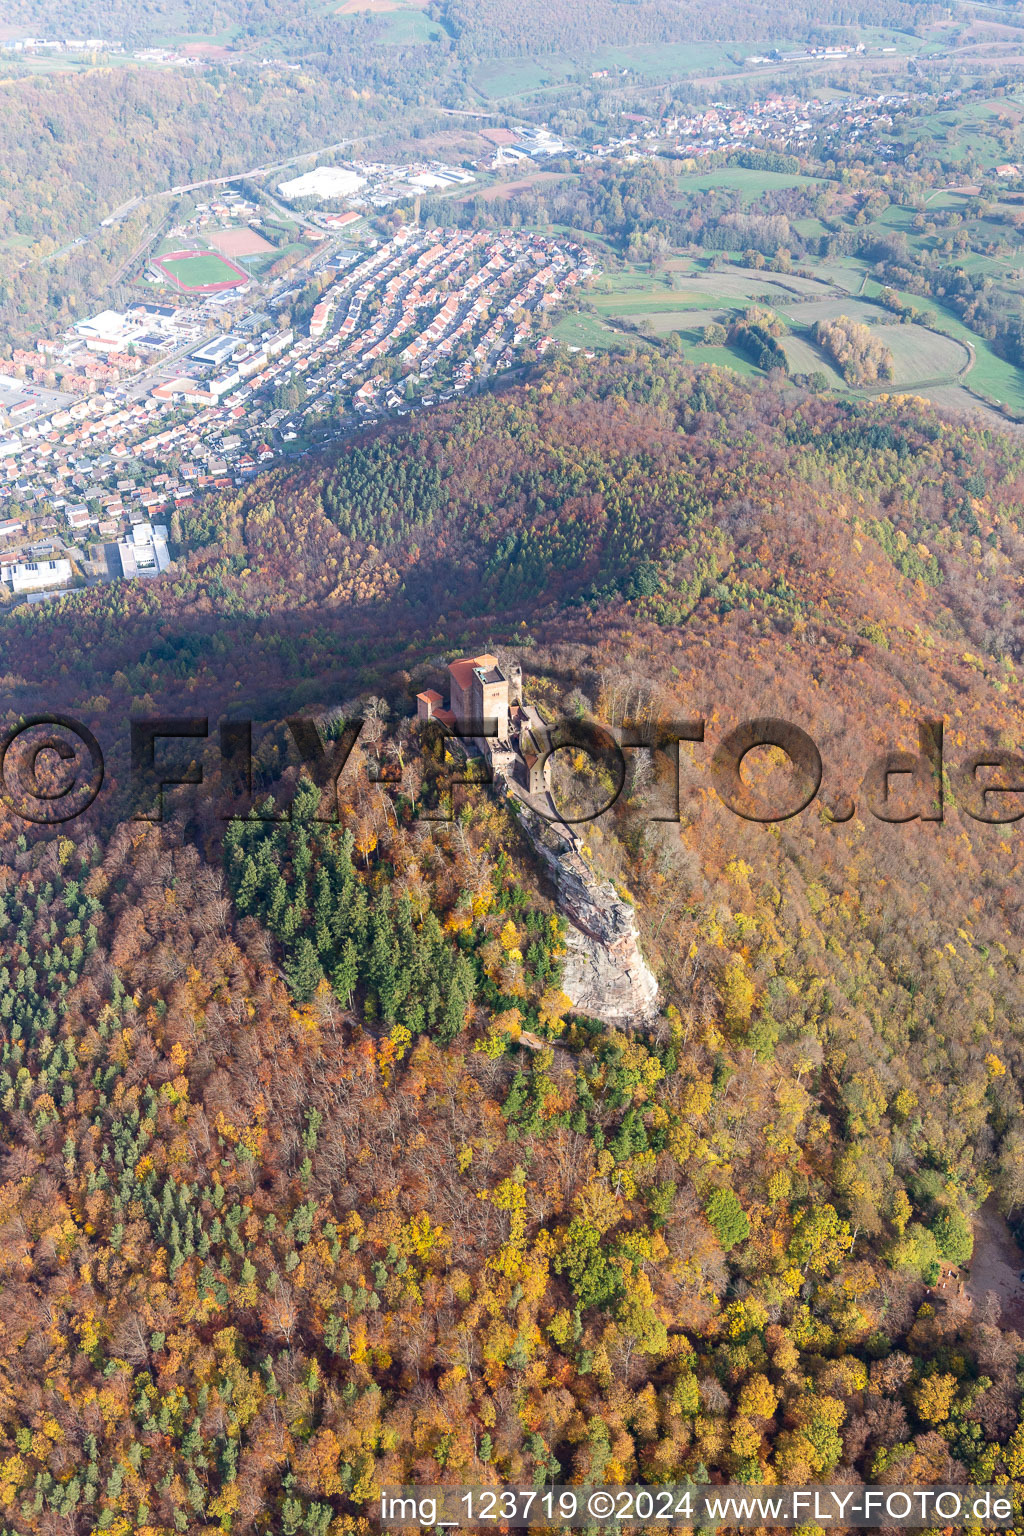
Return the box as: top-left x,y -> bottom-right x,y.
415,687 -> 455,729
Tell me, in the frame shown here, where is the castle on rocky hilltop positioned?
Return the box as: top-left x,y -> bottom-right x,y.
416,652 -> 550,797
416,653 -> 660,1029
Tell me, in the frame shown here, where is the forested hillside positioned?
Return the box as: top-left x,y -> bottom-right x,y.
5,0 -> 941,50
4,0 -> 234,39
0,69 -> 370,244
2,0 -> 428,50
440,0 -> 942,54
0,66 -> 389,341
5,357 -> 1024,1530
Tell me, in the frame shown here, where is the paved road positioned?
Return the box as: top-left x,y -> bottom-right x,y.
30,133 -> 378,271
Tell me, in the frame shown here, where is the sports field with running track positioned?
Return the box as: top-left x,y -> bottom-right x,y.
153,249 -> 248,293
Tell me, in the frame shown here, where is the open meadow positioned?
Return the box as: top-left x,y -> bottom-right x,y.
577,256 -> 1015,417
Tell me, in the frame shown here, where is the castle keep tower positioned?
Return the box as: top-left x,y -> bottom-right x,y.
446,654 -> 510,741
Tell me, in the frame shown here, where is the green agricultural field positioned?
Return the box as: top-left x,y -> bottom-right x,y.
782,320 -> 967,390
589,267 -> 993,400
674,166 -> 826,201
685,342 -> 763,377
857,23 -> 934,51
780,334 -> 845,385
552,313 -> 626,351
592,269 -> 673,293
472,56 -> 572,98
592,292 -> 718,316
373,8 -> 441,45
791,216 -> 830,239
472,40 -> 742,99
862,279 -> 1024,417
643,309 -> 728,336
953,252 -> 1017,279
589,263 -> 840,325
916,385 -> 1013,427
585,249 -> 1018,405
879,325 -> 970,386
780,295 -> 885,328
805,256 -> 871,289
870,203 -> 920,232
771,293 -> 969,380
661,261 -> 839,296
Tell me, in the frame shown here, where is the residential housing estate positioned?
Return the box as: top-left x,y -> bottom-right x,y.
0,226 -> 594,602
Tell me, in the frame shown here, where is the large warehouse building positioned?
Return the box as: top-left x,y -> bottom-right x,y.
277,166 -> 366,202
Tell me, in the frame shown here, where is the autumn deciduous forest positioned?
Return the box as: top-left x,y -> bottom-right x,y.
5,353 -> 1024,1531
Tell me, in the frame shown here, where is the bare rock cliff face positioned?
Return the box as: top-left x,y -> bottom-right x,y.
504,784 -> 660,1028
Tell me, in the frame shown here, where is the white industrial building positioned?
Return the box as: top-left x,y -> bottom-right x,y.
5,557 -> 73,594
117,522 -> 170,578
277,166 -> 366,202
75,310 -> 144,354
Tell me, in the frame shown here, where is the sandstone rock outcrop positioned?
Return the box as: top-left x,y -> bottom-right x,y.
502,781 -> 660,1028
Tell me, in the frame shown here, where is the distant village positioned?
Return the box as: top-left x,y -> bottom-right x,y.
591,89 -> 915,162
